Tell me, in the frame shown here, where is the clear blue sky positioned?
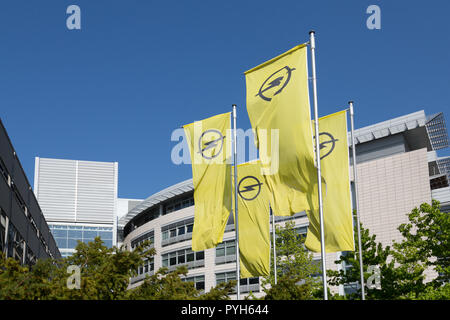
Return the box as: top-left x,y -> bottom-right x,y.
0,0 -> 449,200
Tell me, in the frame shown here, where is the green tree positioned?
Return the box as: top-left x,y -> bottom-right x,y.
328,201 -> 450,300
260,221 -> 320,300
394,200 -> 449,286
0,237 -> 234,300
326,223 -> 395,300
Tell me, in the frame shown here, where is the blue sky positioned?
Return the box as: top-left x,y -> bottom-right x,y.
0,0 -> 449,200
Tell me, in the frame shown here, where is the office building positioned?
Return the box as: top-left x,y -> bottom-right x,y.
0,119 -> 61,264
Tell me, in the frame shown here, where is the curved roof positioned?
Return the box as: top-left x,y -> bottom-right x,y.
118,178 -> 193,228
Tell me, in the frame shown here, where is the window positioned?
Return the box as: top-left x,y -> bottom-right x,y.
131,231 -> 154,250
216,272 -> 259,293
183,275 -> 205,291
169,252 -> 177,266
137,258 -> 154,275
178,250 -> 185,264
162,194 -> 194,215
187,250 -> 195,262
215,240 -> 236,264
50,225 -> 114,250
11,183 -> 27,214
161,248 -> 205,270
161,218 -> 194,246
226,242 -> 235,256
0,209 -> 7,253
0,158 -> 9,182
216,271 -> 236,285
216,243 -> 225,257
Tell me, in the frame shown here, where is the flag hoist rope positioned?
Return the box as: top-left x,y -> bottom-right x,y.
349,101 -> 366,300
232,104 -> 240,300
309,30 -> 328,300
271,206 -> 277,285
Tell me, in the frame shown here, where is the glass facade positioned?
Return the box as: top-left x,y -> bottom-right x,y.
49,224 -> 114,251
162,248 -> 204,270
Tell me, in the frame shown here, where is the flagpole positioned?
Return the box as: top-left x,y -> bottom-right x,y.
348,101 -> 366,300
232,104 -> 240,300
309,30 -> 328,300
270,206 -> 277,285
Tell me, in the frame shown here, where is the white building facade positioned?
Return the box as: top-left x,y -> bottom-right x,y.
34,157 -> 118,257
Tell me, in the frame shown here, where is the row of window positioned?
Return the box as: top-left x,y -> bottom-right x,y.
0,209 -> 37,266
162,248 -> 205,268
49,224 -> 114,250
131,230 -> 154,249
136,257 -> 155,275
0,157 -> 53,260
163,196 -> 194,215
0,156 -> 53,261
125,194 -> 195,236
180,272 -> 259,293
133,215 -> 237,249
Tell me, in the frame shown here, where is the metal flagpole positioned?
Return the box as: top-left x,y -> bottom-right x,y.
309,30 -> 328,300
232,104 -> 240,300
348,101 -> 366,300
270,206 -> 277,285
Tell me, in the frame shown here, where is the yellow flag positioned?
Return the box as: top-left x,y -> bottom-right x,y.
245,44 -> 318,216
305,110 -> 355,252
183,112 -> 231,251
234,160 -> 270,278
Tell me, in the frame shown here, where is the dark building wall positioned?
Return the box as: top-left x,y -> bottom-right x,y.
0,119 -> 61,264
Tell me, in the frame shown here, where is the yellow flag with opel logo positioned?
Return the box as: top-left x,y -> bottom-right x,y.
244,44 -> 319,217
183,112 -> 232,251
305,110 -> 355,252
234,160 -> 270,278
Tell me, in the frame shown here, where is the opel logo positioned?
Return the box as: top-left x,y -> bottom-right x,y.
198,129 -> 225,160
238,176 -> 263,201
256,66 -> 296,102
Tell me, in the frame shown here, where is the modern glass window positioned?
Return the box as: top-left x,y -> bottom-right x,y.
49,225 -> 114,250
216,271 -> 259,293
216,243 -> 225,257
183,275 -> 205,291
131,231 -> 154,250
215,240 -> 236,264
0,210 -> 7,253
137,257 -> 154,276
161,248 -> 204,270
216,271 -> 236,284
163,195 -> 194,215
161,218 -> 194,246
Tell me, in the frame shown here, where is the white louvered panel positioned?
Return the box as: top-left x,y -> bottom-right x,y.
75,161 -> 116,224
37,158 -> 77,222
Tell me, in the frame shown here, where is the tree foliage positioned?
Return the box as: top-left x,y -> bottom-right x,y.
0,238 -> 233,300
328,201 -> 449,300
260,221 -> 320,300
